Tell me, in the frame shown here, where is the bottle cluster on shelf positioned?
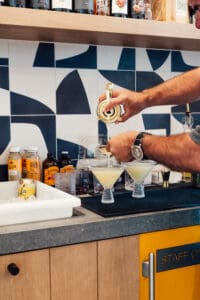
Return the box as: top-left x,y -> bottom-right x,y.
0,0 -> 153,20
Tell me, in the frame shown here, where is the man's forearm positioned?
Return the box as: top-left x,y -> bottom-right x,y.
142,133 -> 200,172
142,67 -> 200,108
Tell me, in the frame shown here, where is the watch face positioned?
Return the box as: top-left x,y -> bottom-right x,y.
131,145 -> 144,160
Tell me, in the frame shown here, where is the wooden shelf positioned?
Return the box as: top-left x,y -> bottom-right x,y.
0,6 -> 199,50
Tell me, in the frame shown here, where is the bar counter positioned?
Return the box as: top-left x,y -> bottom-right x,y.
0,185 -> 199,255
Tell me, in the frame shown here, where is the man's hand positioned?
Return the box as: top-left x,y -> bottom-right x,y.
106,131 -> 138,161
98,88 -> 147,123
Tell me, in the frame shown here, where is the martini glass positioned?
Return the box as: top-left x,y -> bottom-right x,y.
89,157 -> 124,204
124,160 -> 156,198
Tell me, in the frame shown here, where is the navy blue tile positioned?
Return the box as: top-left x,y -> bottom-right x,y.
171,51 -> 196,72
11,92 -> 54,115
147,49 -> 170,71
33,43 -> 55,67
142,114 -> 170,135
0,66 -> 9,90
11,116 -> 56,155
56,46 -> 97,69
56,70 -> 90,114
0,58 -> 8,66
99,70 -> 135,90
118,48 -> 135,70
0,165 -> 8,181
136,71 -> 163,91
0,116 -> 10,155
57,139 -> 79,162
98,120 -> 108,141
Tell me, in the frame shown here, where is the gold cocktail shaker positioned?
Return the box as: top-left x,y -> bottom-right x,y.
96,83 -> 121,124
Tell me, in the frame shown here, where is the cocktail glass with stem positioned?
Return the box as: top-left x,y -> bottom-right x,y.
89,157 -> 124,204
124,160 -> 156,198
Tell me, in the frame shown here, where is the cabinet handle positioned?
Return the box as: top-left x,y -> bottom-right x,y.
142,252 -> 155,300
7,263 -> 20,276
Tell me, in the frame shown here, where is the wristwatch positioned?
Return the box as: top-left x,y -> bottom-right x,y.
131,132 -> 151,160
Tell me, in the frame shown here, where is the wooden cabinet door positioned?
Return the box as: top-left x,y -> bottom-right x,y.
140,225 -> 200,300
50,241 -> 97,300
0,249 -> 50,300
98,236 -> 139,300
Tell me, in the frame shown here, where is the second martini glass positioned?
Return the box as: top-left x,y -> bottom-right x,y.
89,157 -> 124,204
124,160 -> 156,198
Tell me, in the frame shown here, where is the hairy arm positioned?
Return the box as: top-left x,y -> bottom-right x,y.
107,131 -> 200,172
142,67 -> 200,108
100,68 -> 200,122
142,133 -> 200,172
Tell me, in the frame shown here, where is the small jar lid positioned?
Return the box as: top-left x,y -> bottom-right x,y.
24,146 -> 38,152
9,146 -> 21,152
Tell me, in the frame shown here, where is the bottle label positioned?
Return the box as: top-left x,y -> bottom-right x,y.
52,0 -> 72,9
8,159 -> 22,180
60,165 -> 74,173
26,158 -> 41,181
44,166 -> 59,186
111,0 -> 128,14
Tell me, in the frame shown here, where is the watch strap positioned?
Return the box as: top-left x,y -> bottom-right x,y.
134,132 -> 151,159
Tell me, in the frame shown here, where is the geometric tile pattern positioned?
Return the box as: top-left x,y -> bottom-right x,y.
0,39 -> 200,181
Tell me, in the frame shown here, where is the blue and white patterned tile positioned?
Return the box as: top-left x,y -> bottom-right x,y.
170,114 -> 186,135
146,49 -> 170,71
11,116 -> 56,161
55,43 -> 96,69
97,45 -> 124,70
0,89 -> 10,116
56,69 -> 98,115
56,115 -> 98,147
135,48 -> 154,71
9,40 -> 56,113
172,51 -> 200,71
33,42 -> 55,67
171,50 -> 197,72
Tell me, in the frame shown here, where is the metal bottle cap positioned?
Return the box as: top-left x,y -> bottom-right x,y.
96,83 -> 121,124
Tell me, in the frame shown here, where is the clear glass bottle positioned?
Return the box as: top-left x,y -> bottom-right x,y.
22,146 -> 41,181
8,146 -> 22,181
144,0 -> 152,20
129,0 -> 145,19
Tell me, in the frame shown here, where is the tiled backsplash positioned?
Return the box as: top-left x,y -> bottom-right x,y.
0,39 -> 200,181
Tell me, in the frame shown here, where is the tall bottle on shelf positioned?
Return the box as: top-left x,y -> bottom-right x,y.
129,0 -> 145,19
73,0 -> 94,14
58,151 -> 74,172
110,0 -> 128,17
30,0 -> 50,9
51,0 -> 73,12
96,0 -> 110,16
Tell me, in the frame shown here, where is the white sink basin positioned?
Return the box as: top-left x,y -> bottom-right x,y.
0,181 -> 81,226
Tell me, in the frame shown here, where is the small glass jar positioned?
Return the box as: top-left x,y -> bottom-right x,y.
8,146 -> 22,181
22,146 -> 41,181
